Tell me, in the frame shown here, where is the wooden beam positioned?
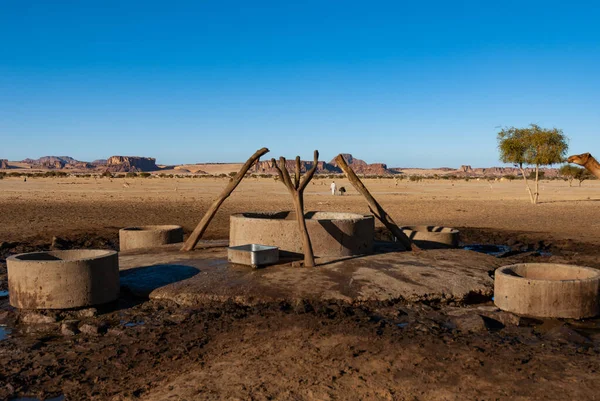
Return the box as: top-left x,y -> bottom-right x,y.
334,154 -> 417,251
181,147 -> 269,251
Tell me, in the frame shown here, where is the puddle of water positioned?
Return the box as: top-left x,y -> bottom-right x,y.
0,325 -> 11,341
463,244 -> 511,257
0,290 -> 9,297
121,320 -> 145,328
11,396 -> 65,401
396,323 -> 409,328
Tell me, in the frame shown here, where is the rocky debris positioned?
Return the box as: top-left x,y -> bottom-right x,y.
51,236 -> 70,250
20,312 -> 58,325
0,159 -> 8,169
75,308 -> 98,318
105,156 -> 158,172
60,320 -> 80,336
79,322 -> 102,335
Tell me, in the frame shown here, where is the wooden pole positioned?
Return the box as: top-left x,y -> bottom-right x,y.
181,147 -> 269,251
334,154 -> 417,251
272,150 -> 319,267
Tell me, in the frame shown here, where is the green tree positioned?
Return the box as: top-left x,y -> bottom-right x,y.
559,165 -> 580,187
575,167 -> 593,187
497,124 -> 568,204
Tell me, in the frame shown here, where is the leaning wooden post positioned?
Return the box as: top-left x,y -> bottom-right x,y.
181,147 -> 269,251
272,151 -> 319,267
334,154 -> 417,251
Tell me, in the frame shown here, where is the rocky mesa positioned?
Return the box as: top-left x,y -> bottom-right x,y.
105,156 -> 158,172
251,154 -> 396,176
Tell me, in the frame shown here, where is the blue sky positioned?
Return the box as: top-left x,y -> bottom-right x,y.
1,1 -> 599,167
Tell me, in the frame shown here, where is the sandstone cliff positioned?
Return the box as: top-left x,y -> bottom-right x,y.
0,159 -> 8,169
252,159 -> 340,175
105,156 -> 158,172
329,154 -> 396,175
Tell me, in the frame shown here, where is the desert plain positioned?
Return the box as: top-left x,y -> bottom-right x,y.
1,175 -> 600,400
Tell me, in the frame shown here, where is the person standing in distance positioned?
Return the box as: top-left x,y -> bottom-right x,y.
330,181 -> 337,196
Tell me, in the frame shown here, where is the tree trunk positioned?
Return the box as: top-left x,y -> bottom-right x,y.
181,147 -> 269,251
518,166 -> 535,204
534,165 -> 540,204
292,192 -> 315,267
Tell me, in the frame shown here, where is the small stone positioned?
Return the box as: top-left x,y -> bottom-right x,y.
51,236 -> 70,250
21,312 -> 57,324
79,323 -> 100,335
76,308 -> 97,318
451,314 -> 487,333
60,320 -> 80,336
544,326 -> 590,345
0,310 -> 11,323
107,328 -> 124,336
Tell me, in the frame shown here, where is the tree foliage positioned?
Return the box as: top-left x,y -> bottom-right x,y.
560,165 -> 594,187
497,124 -> 569,204
498,124 -> 568,168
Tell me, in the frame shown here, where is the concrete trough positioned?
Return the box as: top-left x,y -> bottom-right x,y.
494,263 -> 600,319
401,225 -> 459,249
119,225 -> 183,251
228,244 -> 279,267
7,250 -> 119,309
230,211 -> 374,258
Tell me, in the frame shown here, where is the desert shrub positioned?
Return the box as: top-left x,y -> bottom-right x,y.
139,172 -> 151,178
126,172 -> 137,178
528,171 -> 545,180
502,174 -> 516,181
409,175 -> 422,182
101,171 -> 113,178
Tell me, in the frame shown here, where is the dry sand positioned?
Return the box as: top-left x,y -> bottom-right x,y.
1,176 -> 600,400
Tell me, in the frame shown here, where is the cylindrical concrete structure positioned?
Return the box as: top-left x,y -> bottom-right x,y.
7,250 -> 119,309
494,263 -> 600,319
230,211 -> 374,257
119,225 -> 183,251
400,225 -> 459,249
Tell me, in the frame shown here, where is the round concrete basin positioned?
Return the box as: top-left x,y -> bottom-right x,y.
230,211 -> 374,257
119,225 -> 183,251
401,225 -> 459,249
494,263 -> 600,318
7,250 -> 119,309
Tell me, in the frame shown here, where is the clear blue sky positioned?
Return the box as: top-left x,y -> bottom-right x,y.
1,1 -> 599,168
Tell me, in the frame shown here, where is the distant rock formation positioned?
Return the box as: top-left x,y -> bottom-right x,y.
251,154 -> 396,176
22,156 -> 82,169
252,159 -> 340,175
92,159 -> 107,166
0,159 -> 8,169
105,156 -> 158,172
330,154 -> 396,175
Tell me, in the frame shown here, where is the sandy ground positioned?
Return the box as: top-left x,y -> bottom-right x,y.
1,176 -> 600,400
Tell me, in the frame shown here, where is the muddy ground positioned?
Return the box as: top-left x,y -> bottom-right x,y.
1,178 -> 600,400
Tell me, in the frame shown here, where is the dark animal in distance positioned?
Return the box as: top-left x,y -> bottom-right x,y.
338,186 -> 346,195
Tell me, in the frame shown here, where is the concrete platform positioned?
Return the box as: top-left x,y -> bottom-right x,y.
118,242 -> 504,306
